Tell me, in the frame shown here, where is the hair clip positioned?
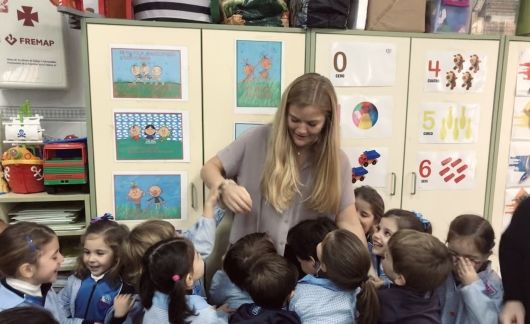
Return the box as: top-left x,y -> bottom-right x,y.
25,235 -> 37,253
171,274 -> 181,282
90,213 -> 114,224
413,211 -> 431,230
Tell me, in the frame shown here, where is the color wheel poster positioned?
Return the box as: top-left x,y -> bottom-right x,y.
516,49 -> 530,96
416,151 -> 477,190
512,97 -> 530,140
424,51 -> 487,93
344,147 -> 389,189
418,103 -> 479,144
339,96 -> 393,139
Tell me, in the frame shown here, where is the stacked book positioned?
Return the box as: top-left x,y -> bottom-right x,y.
8,201 -> 85,232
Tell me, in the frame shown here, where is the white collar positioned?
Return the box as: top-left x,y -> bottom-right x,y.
5,278 -> 42,297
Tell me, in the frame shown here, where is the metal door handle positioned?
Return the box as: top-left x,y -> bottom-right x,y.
191,183 -> 198,210
411,172 -> 417,195
390,172 -> 397,196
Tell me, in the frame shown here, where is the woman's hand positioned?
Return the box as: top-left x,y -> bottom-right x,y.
220,180 -> 252,214
500,300 -> 525,324
454,257 -> 479,286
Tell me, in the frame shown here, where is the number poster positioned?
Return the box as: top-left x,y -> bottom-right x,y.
424,51 -> 487,93
330,42 -> 396,87
339,96 -> 394,139
418,103 -> 480,143
416,151 -> 477,190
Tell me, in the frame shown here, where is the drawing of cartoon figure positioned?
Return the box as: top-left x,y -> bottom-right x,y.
158,126 -> 171,141
462,71 -> 473,90
446,71 -> 457,90
131,64 -> 142,84
243,62 -> 255,82
0,0 -> 8,13
127,183 -> 144,212
144,124 -> 157,144
259,55 -> 272,80
453,54 -> 465,73
147,185 -> 165,209
151,66 -> 164,85
141,63 -> 151,83
129,125 -> 141,141
469,54 -> 480,73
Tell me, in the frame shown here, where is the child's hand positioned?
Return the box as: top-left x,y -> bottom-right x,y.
216,303 -> 234,314
455,257 -> 479,286
113,294 -> 134,318
203,188 -> 220,219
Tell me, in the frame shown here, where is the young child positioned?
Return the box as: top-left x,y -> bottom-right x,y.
140,237 -> 228,323
371,209 -> 432,288
354,186 -> 384,238
0,219 -> 8,234
58,215 -> 136,323
230,253 -> 300,323
0,222 -> 64,321
0,306 -> 59,324
286,217 -> 337,276
290,229 -> 379,324
209,233 -> 277,309
440,214 -> 503,324
378,229 -> 452,323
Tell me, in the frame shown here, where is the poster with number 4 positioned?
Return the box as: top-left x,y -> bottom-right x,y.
424,51 -> 487,93
330,42 -> 396,87
416,151 -> 477,190
419,103 -> 479,143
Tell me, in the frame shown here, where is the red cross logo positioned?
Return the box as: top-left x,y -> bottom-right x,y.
17,6 -> 38,27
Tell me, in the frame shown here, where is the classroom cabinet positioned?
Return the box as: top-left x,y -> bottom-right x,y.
314,31 -> 501,239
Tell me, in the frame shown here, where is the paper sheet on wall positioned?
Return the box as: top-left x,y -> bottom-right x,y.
512,97 -> 530,140
416,151 -> 477,190
339,95 -> 393,139
343,147 -> 389,189
516,49 -> 530,96
507,141 -> 530,187
502,187 -> 530,230
418,103 -> 479,143
330,42 -> 396,87
424,51 -> 487,93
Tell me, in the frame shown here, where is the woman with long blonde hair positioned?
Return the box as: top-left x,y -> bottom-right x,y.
201,73 -> 364,254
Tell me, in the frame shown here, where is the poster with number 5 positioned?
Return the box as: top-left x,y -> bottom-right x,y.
329,42 -> 396,87
416,151 -> 477,190
418,103 -> 480,144
424,51 -> 487,93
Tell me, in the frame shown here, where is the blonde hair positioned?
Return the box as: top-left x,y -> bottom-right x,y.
261,73 -> 341,213
125,219 -> 175,286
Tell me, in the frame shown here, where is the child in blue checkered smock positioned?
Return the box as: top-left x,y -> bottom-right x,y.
289,229 -> 379,324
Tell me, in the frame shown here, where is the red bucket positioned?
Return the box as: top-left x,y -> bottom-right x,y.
2,161 -> 44,194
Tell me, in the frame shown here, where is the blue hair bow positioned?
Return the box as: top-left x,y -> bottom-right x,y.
413,211 -> 431,231
90,213 -> 114,224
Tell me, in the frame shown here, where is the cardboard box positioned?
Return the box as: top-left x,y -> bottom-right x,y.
366,0 -> 427,32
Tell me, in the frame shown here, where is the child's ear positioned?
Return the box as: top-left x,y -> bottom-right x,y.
319,261 -> 327,273
185,273 -> 194,289
393,273 -> 406,287
18,263 -> 36,281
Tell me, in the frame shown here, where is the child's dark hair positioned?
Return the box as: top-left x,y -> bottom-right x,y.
245,253 -> 298,309
354,186 -> 385,224
223,232 -> 276,290
447,214 -> 495,254
140,237 -> 195,324
287,217 -> 337,262
321,229 -> 379,324
0,222 -> 57,277
383,209 -> 432,234
75,219 -> 129,283
0,307 -> 59,324
389,229 -> 452,292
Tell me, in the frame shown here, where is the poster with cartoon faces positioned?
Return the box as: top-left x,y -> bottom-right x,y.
424,51 -> 487,93
339,96 -> 393,139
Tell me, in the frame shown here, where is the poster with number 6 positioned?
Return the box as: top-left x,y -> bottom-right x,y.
424,51 -> 487,93
416,151 -> 477,190
418,103 -> 479,144
330,42 -> 396,87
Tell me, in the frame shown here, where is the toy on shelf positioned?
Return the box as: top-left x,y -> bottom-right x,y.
43,138 -> 89,194
1,145 -> 44,194
3,100 -> 45,144
0,166 -> 10,194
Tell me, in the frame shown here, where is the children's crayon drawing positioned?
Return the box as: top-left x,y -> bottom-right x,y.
111,45 -> 188,100
512,98 -> 530,140
114,111 -> 189,161
113,172 -> 187,220
236,40 -> 282,113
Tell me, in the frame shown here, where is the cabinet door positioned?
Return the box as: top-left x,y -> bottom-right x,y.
314,32 -> 411,211
490,39 -> 530,237
403,37 -> 500,239
202,29 -> 306,167
85,23 -> 203,229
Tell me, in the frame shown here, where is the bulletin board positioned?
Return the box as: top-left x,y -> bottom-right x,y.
84,21 -> 203,229
202,28 -> 307,163
490,38 -> 530,237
